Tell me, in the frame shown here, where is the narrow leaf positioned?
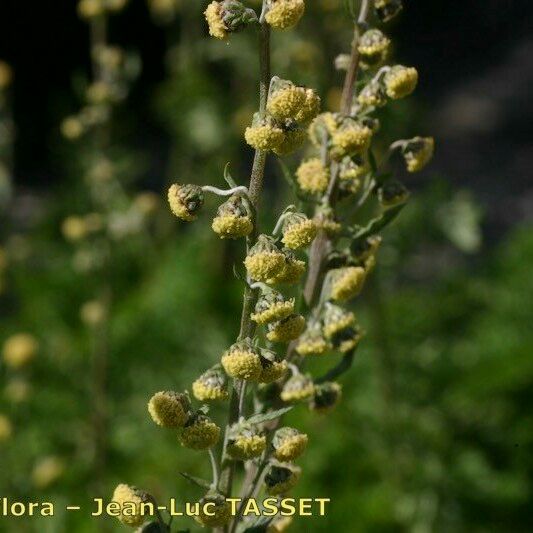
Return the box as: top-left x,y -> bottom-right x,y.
179,472 -> 212,490
247,406 -> 293,425
224,163 -> 238,188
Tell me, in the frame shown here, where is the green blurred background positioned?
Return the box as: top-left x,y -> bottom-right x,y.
0,0 -> 532,531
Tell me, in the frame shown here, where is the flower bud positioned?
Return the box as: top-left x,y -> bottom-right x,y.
111,484 -> 149,528
265,0 -> 305,30
167,183 -> 204,221
192,365 -> 229,401
375,0 -> 403,22
179,413 -> 221,450
267,79 -> 306,121
195,492 -> 231,527
244,235 -> 286,283
245,114 -> 285,151
358,80 -> 387,108
204,1 -> 257,40
331,325 -> 364,353
281,212 -> 317,250
351,235 -> 382,263
259,348 -> 288,383
401,136 -> 434,173
329,266 -> 366,302
280,373 -> 315,402
323,304 -> 355,338
295,323 -> 330,356
227,422 -> 266,460
148,391 -> 190,428
251,290 -> 295,325
310,382 -> 342,413
212,195 -> 253,239
378,180 -> 410,208
221,339 -> 263,380
330,119 -> 373,160
272,427 -> 308,461
2,334 -> 38,369
384,65 -> 418,99
267,314 -> 306,343
296,158 -> 330,195
358,29 -> 390,68
267,248 -> 306,285
264,463 -> 301,495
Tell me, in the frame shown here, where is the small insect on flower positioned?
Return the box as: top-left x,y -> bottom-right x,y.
212,194 -> 253,239
273,427 -> 308,462
245,114 -> 285,151
267,314 -> 306,343
111,484 -> 149,528
296,158 -> 330,195
244,235 -> 286,282
323,304 -> 356,338
259,349 -> 288,383
227,422 -> 267,460
310,382 -> 342,413
358,80 -> 387,108
280,373 -> 315,402
265,0 -> 305,30
384,65 -> 419,99
192,365 -> 229,401
378,180 -> 410,208
295,324 -> 330,356
221,339 -> 263,380
264,463 -> 301,495
375,0 -> 403,22
358,29 -> 390,68
167,183 -> 204,221
329,266 -> 367,302
179,413 -> 221,450
2,333 -> 38,369
147,391 -> 190,428
252,290 -> 295,325
194,492 -> 232,527
401,137 -> 435,173
267,79 -> 306,121
268,247 -> 306,285
281,212 -> 317,249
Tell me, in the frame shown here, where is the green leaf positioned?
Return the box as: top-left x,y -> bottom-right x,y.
247,406 -> 293,425
224,163 -> 238,188
353,203 -> 406,241
179,472 -> 212,490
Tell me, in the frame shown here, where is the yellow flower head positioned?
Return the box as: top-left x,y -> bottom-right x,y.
329,266 -> 366,302
358,80 -> 387,107
204,1 -> 258,40
402,136 -> 434,172
0,414 -> 13,443
265,0 -> 305,30
227,422 -> 266,460
339,154 -> 369,181
358,29 -> 390,67
204,1 -> 228,39
212,195 -> 253,239
375,0 -> 403,22
264,463 -> 301,495
245,114 -> 285,151
314,208 -> 342,236
251,290 -> 295,325
281,213 -> 317,249
330,120 -> 373,160
378,180 -> 410,207
280,373 -> 315,402
244,235 -> 286,282
192,365 -> 229,401
267,80 -> 306,121
167,183 -> 204,222
296,158 -> 330,195
309,112 -> 338,147
179,413 -> 221,450
273,427 -> 308,462
195,492 -> 231,527
111,484 -> 148,528
331,325 -> 364,353
267,314 -> 306,343
351,235 -> 382,263
310,382 -> 342,413
295,88 -> 321,124
272,127 -> 306,156
384,65 -> 419,99
148,391 -> 190,428
295,324 -> 330,356
259,349 -> 288,383
221,339 -> 263,380
323,304 -> 355,338
2,333 -> 38,369
267,248 -> 306,285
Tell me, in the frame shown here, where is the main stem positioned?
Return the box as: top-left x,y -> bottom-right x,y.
218,18 -> 271,508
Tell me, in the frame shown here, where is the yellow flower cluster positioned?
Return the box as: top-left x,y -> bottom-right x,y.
330,122 -> 373,160
111,484 -> 146,528
221,341 -> 262,380
245,120 -> 285,151
195,493 -> 231,527
358,80 -> 387,107
269,250 -> 306,285
329,266 -> 367,302
272,128 -> 307,156
265,0 -> 305,30
310,382 -> 342,413
267,314 -> 305,343
358,29 -> 390,67
212,195 -> 253,239
2,334 -> 38,369
273,427 -> 308,461
384,65 -> 419,99
179,415 -> 221,450
313,209 -> 342,236
267,82 -> 320,125
251,292 -> 295,325
148,391 -> 190,428
167,183 -> 204,222
403,137 -> 435,172
192,366 -> 229,401
295,326 -> 329,356
296,158 -> 330,194
281,216 -> 317,249
280,374 -> 315,402
227,422 -> 266,459
323,304 -> 355,338
204,1 -> 228,39
259,350 -> 288,383
265,464 -> 301,495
